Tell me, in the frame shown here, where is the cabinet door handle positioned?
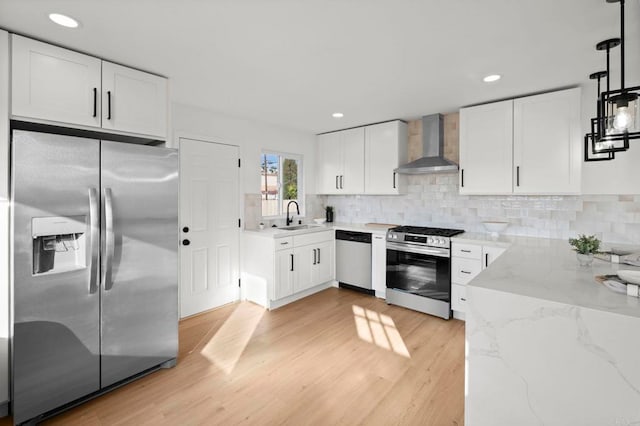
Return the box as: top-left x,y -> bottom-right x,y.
393,172 -> 396,189
313,249 -> 317,265
92,88 -> 97,118
317,248 -> 321,264
107,90 -> 112,120
335,175 -> 339,189
485,253 -> 489,268
461,249 -> 471,253
461,169 -> 464,188
460,297 -> 467,302
290,254 -> 294,271
340,175 -> 344,189
516,166 -> 520,187
461,270 -> 472,274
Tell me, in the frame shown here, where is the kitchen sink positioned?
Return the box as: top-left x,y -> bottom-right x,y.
280,224 -> 318,231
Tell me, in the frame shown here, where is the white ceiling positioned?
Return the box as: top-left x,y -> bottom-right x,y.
1,0 -> 639,134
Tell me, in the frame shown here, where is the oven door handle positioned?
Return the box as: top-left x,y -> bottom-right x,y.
386,242 -> 449,257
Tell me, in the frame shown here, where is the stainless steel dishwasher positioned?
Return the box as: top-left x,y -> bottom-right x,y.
335,230 -> 373,294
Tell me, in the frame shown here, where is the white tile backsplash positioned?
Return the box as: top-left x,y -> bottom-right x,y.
324,173 -> 640,244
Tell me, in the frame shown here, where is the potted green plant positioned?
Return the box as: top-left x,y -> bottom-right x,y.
325,205 -> 334,223
569,234 -> 601,266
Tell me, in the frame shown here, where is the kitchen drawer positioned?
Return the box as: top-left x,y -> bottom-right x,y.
452,242 -> 482,260
451,283 -> 467,312
451,257 -> 482,285
274,237 -> 294,251
294,230 -> 334,247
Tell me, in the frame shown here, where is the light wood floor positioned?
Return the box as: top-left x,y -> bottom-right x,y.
2,288 -> 465,425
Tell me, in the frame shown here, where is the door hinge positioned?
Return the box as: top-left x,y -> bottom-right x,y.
238,158 -> 241,167
238,218 -> 241,228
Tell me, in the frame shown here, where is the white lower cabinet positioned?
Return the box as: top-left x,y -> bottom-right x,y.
275,249 -> 295,300
452,257 -> 482,285
312,240 -> 334,288
243,230 -> 335,309
451,283 -> 467,313
482,245 -> 507,269
371,234 -> 387,298
451,240 -> 508,320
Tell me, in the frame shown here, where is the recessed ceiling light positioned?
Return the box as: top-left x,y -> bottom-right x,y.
332,112 -> 344,118
49,13 -> 79,28
483,74 -> 502,83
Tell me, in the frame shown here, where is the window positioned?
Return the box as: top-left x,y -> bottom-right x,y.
260,152 -> 302,217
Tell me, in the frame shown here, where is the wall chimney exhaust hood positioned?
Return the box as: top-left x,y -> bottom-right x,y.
394,114 -> 459,174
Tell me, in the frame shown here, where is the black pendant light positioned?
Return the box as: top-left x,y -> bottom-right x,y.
591,38 -> 630,154
585,71 -> 615,161
598,0 -> 639,149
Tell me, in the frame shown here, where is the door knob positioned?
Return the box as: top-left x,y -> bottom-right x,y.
182,239 -> 190,246
183,226 -> 189,233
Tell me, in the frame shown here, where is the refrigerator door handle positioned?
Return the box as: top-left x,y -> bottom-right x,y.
102,188 -> 115,291
88,188 -> 99,294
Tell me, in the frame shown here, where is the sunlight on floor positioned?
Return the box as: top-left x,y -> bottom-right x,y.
200,303 -> 265,374
352,305 -> 410,358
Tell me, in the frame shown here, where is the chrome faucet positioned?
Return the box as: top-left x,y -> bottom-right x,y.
286,200 -> 300,226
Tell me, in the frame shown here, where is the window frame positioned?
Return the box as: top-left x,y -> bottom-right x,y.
260,150 -> 304,219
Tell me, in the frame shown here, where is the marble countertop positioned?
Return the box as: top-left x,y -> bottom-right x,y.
452,232 -> 515,248
243,222 -> 394,239
469,236 -> 640,318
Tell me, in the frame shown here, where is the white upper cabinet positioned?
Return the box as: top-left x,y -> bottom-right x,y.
341,127 -> 365,194
317,132 -> 343,194
458,88 -> 581,195
11,35 -> 102,128
101,61 -> 167,138
11,35 -> 168,139
459,100 -> 513,194
364,120 -> 408,195
317,120 -> 407,195
513,88 -> 581,194
316,127 -> 364,194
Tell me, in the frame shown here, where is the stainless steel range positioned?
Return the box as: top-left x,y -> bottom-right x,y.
386,226 -> 464,319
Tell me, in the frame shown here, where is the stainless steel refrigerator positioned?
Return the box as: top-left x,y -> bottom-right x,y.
11,130 -> 178,424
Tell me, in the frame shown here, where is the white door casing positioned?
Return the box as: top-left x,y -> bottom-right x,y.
180,137 -> 240,318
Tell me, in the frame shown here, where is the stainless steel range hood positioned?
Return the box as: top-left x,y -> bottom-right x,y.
394,114 -> 458,174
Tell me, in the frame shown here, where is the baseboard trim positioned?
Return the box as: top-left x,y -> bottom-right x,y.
269,281 -> 334,310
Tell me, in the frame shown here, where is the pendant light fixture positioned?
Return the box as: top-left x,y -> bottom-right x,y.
585,71 -> 615,161
592,38 -> 629,154
598,0 -> 639,148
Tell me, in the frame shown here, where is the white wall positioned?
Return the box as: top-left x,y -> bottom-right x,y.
171,102 -> 317,197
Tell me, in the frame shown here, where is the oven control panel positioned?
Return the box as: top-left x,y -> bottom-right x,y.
386,231 -> 451,248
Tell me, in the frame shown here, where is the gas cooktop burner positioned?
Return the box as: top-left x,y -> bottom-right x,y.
389,226 -> 465,238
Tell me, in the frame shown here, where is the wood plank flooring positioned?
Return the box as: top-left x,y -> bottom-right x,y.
2,288 -> 465,425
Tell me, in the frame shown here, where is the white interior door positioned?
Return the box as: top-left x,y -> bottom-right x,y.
180,137 -> 240,318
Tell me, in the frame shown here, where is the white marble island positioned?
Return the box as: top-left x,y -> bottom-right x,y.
466,237 -> 640,426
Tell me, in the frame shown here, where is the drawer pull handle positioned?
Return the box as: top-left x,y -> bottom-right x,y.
460,298 -> 466,301
461,249 -> 472,253
280,242 -> 289,245
461,270 -> 472,274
